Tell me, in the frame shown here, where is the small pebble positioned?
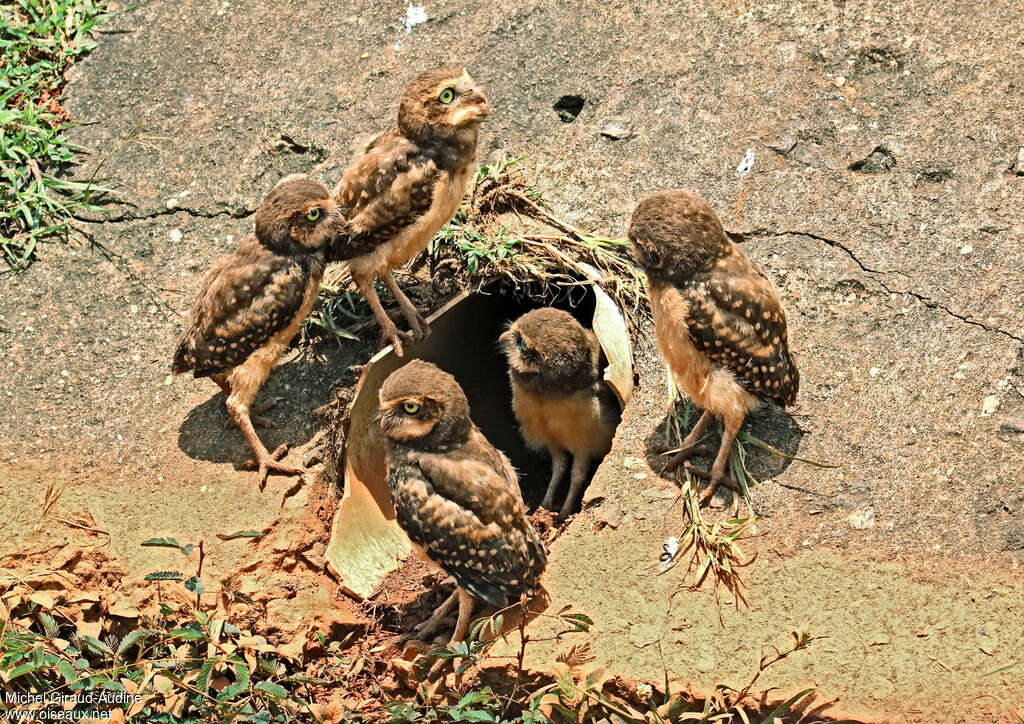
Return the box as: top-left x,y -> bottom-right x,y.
960,245 -> 973,256
169,229 -> 183,243
834,76 -> 846,87
980,395 -> 1000,416
847,506 -> 876,530
598,117 -> 634,140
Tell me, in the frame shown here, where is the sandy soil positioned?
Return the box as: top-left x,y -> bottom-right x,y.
1,0 -> 1023,721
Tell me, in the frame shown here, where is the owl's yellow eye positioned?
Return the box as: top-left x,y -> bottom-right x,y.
305,207 -> 321,222
438,87 -> 455,104
402,400 -> 421,415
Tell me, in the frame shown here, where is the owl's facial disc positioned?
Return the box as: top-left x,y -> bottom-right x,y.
499,326 -> 540,375
289,198 -> 343,250
378,394 -> 442,443
437,73 -> 488,127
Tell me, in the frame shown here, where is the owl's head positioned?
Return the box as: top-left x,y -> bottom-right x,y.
397,67 -> 489,142
377,360 -> 472,449
627,189 -> 729,283
499,307 -> 596,391
254,175 -> 344,253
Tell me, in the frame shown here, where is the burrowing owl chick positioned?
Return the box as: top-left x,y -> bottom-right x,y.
172,175 -> 343,486
328,67 -> 488,357
500,307 -> 621,520
628,189 -> 799,504
377,360 -> 546,644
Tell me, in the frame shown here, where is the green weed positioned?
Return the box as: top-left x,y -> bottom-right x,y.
1,0 -> 110,271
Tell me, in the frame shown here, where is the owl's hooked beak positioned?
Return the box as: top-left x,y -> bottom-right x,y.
452,86 -> 489,126
466,87 -> 487,110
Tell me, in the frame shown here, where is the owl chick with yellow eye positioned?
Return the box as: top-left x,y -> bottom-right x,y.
628,189 -> 799,504
328,67 -> 488,356
377,360 -> 546,644
499,308 -> 621,520
172,175 -> 344,486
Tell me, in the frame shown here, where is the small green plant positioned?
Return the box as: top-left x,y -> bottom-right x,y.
305,280 -> 365,345
699,630 -> 823,723
1,0 -> 112,271
660,390 -> 837,597
0,531 -> 334,723
457,226 -> 525,275
384,602 -> 592,722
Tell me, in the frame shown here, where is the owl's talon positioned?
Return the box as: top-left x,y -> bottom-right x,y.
661,444 -> 716,474
411,310 -> 430,339
384,328 -> 416,357
686,466 -> 740,505
252,397 -> 280,415
251,445 -> 304,488
400,589 -> 459,644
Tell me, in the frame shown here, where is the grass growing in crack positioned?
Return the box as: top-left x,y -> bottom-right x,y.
1,0 -> 111,271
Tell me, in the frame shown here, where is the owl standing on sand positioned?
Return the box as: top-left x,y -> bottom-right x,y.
328,67 -> 488,356
172,176 -> 344,486
500,308 -> 621,520
628,189 -> 799,503
377,360 -> 547,644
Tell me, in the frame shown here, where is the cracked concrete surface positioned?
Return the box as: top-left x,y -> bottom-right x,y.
748,228 -> 1024,342
1,0 -> 1022,720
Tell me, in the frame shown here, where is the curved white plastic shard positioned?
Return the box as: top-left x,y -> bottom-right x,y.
325,293 -> 470,599
579,262 -> 634,408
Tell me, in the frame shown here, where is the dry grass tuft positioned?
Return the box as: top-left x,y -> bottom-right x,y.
309,155 -> 649,342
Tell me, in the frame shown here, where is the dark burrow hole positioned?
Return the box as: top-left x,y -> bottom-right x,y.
393,280 -> 615,512
552,94 -> 585,123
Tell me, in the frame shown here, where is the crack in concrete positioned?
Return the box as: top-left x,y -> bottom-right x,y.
744,228 -> 1023,343
73,205 -> 255,224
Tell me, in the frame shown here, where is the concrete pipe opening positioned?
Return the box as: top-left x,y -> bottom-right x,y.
326,279 -> 634,599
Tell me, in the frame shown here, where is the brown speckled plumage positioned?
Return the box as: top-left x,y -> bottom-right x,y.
172,176 -> 343,486
378,360 -> 546,643
499,308 -> 620,519
629,189 -> 799,503
328,68 -> 488,357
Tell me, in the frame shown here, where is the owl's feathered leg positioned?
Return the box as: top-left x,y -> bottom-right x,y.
448,588 -> 476,644
425,589 -> 478,681
690,418 -> 742,505
355,273 -> 414,357
661,409 -> 717,473
540,448 -> 569,511
382,272 -> 429,340
558,453 -> 591,520
223,352 -> 302,487
215,375 -> 278,429
226,399 -> 303,488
